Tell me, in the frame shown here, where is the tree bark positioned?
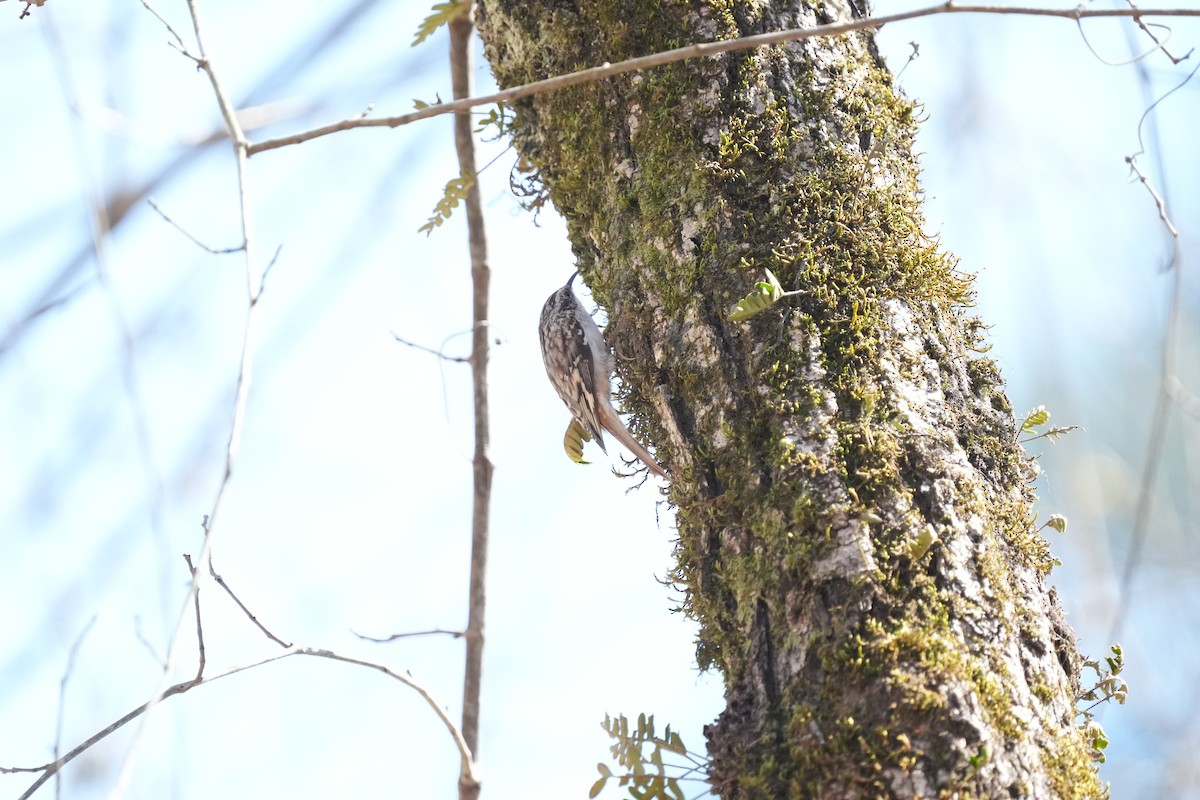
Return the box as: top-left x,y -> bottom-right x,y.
476,1 -> 1100,797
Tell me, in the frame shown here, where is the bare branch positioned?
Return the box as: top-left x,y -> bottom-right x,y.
207,556 -> 293,648
354,628 -> 467,642
1125,155 -> 1179,237
1109,32 -> 1188,640
282,648 -> 476,782
246,3 -> 1200,156
11,682 -> 193,800
132,618 -> 165,666
147,199 -> 245,254
182,554 -> 207,683
53,618 -> 96,800
392,331 -> 471,363
9,648 -> 474,800
895,41 -> 920,80
105,0 -> 267,794
1122,58 -> 1200,241
134,0 -> 189,53
1125,0 -> 1193,64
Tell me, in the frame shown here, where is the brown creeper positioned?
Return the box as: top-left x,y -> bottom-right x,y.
539,272 -> 666,478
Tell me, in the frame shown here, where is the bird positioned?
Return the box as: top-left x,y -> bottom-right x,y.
538,272 -> 667,479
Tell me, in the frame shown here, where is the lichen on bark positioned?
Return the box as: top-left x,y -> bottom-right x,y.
476,1 -> 1103,796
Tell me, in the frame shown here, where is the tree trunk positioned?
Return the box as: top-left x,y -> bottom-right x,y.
476,2 -> 1100,797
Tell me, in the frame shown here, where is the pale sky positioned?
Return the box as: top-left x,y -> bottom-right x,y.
1,2 -> 1198,799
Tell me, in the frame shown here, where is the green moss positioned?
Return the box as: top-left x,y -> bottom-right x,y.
1045,731 -> 1107,799
1031,682 -> 1057,705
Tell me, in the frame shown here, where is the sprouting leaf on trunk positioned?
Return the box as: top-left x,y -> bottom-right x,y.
412,1 -> 470,47
728,268 -> 804,321
564,418 -> 592,464
419,170 -> 474,235
1020,405 -> 1051,433
1019,405 -> 1081,444
1043,514 -> 1067,533
908,525 -> 938,560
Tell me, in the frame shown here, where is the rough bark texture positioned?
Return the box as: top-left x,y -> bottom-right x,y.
476,1 -> 1100,797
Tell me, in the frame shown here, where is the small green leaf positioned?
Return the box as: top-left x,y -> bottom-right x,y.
908,525 -> 938,560
412,1 -> 470,47
667,777 -> 685,800
1021,405 -> 1050,433
413,93 -> 443,111
663,731 -> 687,755
1045,514 -> 1067,533
628,783 -> 652,800
729,268 -> 800,321
589,763 -> 613,799
762,267 -> 784,295
475,103 -> 512,140
564,418 -> 592,464
418,169 -> 474,235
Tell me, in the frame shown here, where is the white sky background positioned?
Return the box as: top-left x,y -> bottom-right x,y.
0,2 -> 1197,799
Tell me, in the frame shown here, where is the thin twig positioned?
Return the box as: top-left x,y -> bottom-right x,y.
245,3 -> 1200,156
147,199 -> 245,254
134,0 -> 189,52
394,324 -> 501,466
392,332 -> 471,363
354,628 -> 467,642
1109,27 -> 1187,641
1122,56 -> 1200,241
207,557 -> 293,648
53,617 -> 96,800
132,618 -> 165,666
182,554 -> 207,682
1074,16 -> 1178,67
895,41 -> 920,80
10,648 -> 474,800
1126,0 -> 1192,63
1125,156 -> 1179,237
105,0 -> 264,794
260,244 -> 284,288
477,143 -> 514,177
12,681 -> 195,800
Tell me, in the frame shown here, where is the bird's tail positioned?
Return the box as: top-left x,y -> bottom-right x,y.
598,404 -> 667,479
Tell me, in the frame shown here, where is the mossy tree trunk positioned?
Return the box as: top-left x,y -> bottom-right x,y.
476,2 -> 1100,797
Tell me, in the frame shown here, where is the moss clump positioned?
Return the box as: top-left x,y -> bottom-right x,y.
1045,732 -> 1108,800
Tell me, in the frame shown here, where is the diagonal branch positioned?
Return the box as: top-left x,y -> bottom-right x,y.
246,3 -> 1200,156
9,647 -> 474,800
